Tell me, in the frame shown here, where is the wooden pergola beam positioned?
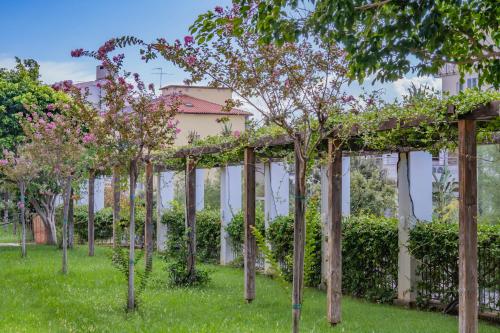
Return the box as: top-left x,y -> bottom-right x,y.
155,101 -> 498,162
243,147 -> 256,302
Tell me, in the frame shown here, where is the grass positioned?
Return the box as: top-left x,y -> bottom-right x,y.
0,245 -> 498,333
0,224 -> 19,243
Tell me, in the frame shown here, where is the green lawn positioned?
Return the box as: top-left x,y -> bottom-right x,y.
0,245 -> 498,333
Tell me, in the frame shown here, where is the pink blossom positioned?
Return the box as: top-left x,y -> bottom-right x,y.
175,128 -> 181,134
70,48 -> 84,57
215,6 -> 224,14
17,201 -> 25,209
184,35 -> 194,46
47,104 -> 55,111
46,112 -> 54,117
233,130 -> 241,138
185,55 -> 197,66
148,83 -> 154,91
0,159 -> 8,166
82,133 -> 96,144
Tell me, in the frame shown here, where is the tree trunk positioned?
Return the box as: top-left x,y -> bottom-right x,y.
68,188 -> 74,249
112,166 -> 121,248
145,161 -> 154,269
185,157 -> 197,280
128,159 -> 138,311
62,176 -> 72,274
19,182 -> 26,258
292,136 -> 306,333
3,192 -> 8,232
88,173 -> 95,256
30,196 -> 57,245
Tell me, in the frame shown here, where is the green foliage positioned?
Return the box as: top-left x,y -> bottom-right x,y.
56,205 -> 114,242
432,165 -> 458,223
304,195 -> 322,288
477,145 -> 500,225
408,222 -> 500,311
195,209 -> 221,263
109,244 -> 152,310
0,58 -> 68,151
161,201 -> 220,263
193,1 -> 500,87
350,157 -> 396,217
266,215 -> 294,281
342,215 -> 399,303
225,207 -> 265,255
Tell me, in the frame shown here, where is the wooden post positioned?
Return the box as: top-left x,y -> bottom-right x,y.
185,157 -> 197,278
244,147 -> 256,302
112,166 -> 121,248
292,135 -> 306,333
88,173 -> 95,257
327,139 -> 342,324
144,160 -> 154,269
458,119 -> 478,333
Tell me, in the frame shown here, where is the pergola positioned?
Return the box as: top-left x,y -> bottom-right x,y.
153,101 -> 498,333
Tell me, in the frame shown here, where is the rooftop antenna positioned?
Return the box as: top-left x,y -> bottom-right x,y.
152,67 -> 172,90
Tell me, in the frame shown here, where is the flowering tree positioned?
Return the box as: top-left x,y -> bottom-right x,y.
0,147 -> 39,257
21,109 -> 88,274
73,42 -> 180,311
117,6 -> 358,328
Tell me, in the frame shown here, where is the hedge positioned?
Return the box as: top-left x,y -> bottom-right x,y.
160,201 -> 221,263
408,222 -> 500,312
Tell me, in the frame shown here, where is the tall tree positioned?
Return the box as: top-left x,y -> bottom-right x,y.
0,147 -> 39,257
119,11 -> 359,328
192,1 -> 500,87
73,42 -> 180,310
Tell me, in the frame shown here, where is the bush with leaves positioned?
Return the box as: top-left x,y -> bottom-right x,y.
161,200 -> 220,262
408,222 -> 500,312
342,214 -> 399,303
109,244 -> 152,309
225,207 -> 265,256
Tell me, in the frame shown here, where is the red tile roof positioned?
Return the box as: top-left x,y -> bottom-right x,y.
171,94 -> 252,116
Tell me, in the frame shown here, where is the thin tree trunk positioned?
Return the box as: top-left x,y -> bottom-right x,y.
3,192 -> 8,232
292,136 -> 306,333
128,159 -> 138,311
19,182 -> 26,258
144,160 -> 154,269
62,176 -> 72,274
68,188 -> 74,249
112,166 -> 121,248
88,173 -> 95,256
185,157 -> 197,280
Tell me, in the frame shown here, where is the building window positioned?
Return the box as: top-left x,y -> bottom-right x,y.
467,77 -> 477,89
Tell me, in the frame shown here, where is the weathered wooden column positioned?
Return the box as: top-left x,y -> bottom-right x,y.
292,135 -> 306,333
220,165 -> 242,265
185,157 -> 197,278
396,151 -> 432,305
144,161 -> 154,268
244,147 -> 256,302
327,139 -> 342,324
156,170 -> 175,251
321,157 -> 350,285
458,119 -> 478,333
196,169 -> 205,211
88,173 -> 95,257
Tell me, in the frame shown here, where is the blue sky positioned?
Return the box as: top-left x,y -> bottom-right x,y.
0,0 -> 440,109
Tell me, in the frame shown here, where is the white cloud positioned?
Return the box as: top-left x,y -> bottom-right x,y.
0,57 -> 95,84
393,76 -> 442,98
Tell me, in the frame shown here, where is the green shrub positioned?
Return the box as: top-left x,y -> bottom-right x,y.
342,215 -> 399,303
225,208 -> 265,255
266,215 -> 294,281
161,201 -> 221,263
408,222 -> 500,311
